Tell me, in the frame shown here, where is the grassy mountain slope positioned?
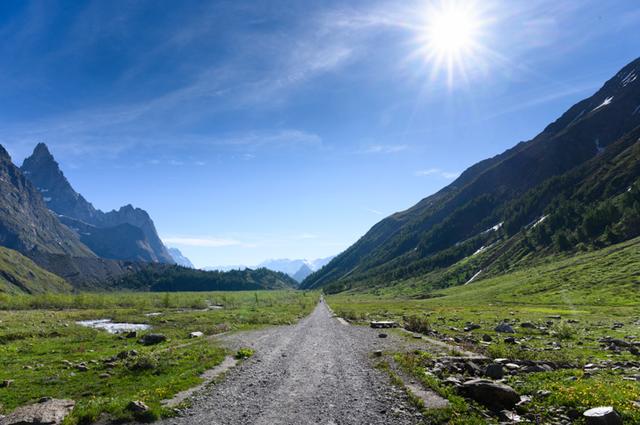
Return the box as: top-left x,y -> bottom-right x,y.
0,247 -> 71,294
303,57 -> 640,292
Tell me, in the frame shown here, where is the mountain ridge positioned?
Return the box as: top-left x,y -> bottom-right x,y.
302,56 -> 640,291
20,143 -> 174,264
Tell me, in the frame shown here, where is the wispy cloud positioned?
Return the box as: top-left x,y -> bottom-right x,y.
415,168 -> 460,179
360,144 -> 408,154
162,237 -> 246,248
364,207 -> 384,216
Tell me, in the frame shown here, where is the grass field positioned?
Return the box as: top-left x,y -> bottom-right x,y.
327,239 -> 640,423
0,290 -> 319,424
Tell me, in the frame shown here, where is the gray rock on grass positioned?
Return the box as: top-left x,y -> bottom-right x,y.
0,398 -> 75,425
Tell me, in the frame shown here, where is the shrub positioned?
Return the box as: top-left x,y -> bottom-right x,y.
404,315 -> 431,334
235,348 -> 255,359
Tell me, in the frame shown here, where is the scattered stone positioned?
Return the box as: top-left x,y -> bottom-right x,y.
126,400 -> 149,413
125,331 -> 137,339
0,398 -> 75,425
521,322 -> 536,329
505,363 -> 520,371
482,334 -> 492,342
139,334 -> 167,345
0,380 -> 13,388
373,350 -> 383,357
75,364 -> 88,372
485,364 -> 504,380
464,323 -> 481,332
460,379 -> 520,409
370,321 -> 397,329
99,373 -> 110,379
504,336 -> 517,344
189,331 -> 204,339
583,406 -> 622,425
495,322 -> 515,333
547,315 -> 561,320
378,333 -> 388,339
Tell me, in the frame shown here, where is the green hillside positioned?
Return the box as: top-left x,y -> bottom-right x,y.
303,56 -> 640,293
0,247 -> 72,294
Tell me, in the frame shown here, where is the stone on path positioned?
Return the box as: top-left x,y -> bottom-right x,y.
370,321 -> 397,329
0,398 -> 75,425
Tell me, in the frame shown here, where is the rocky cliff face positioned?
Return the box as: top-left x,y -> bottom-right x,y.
20,144 -> 174,264
0,145 -> 94,258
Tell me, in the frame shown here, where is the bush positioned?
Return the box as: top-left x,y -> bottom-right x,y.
404,315 -> 431,334
235,348 -> 255,359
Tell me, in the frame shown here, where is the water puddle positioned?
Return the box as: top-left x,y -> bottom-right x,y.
76,319 -> 151,334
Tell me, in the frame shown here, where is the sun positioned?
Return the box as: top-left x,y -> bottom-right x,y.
415,0 -> 488,87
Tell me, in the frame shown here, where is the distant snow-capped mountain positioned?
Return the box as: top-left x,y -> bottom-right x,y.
203,256 -> 335,282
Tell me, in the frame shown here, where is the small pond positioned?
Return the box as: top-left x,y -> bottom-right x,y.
76,319 -> 151,334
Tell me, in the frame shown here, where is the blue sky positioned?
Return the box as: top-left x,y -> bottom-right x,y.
1,1 -> 639,268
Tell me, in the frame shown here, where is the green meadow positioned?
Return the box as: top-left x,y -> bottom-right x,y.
0,291 -> 318,424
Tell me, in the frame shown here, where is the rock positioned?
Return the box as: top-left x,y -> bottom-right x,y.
75,364 -> 88,372
521,322 -> 536,329
0,380 -> 13,388
378,333 -> 388,339
505,363 -> 520,371
482,334 -> 492,342
547,315 -> 561,320
495,323 -> 515,333
189,331 -> 204,339
0,398 -> 75,425
370,321 -> 397,329
485,364 -> 504,380
464,324 -> 481,332
373,350 -> 383,357
464,361 -> 482,376
460,379 -> 520,409
99,373 -> 110,379
139,334 -> 167,345
126,400 -> 149,413
125,331 -> 137,339
504,336 -> 517,344
583,406 -> 622,425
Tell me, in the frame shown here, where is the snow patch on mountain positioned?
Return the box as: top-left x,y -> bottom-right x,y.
593,96 -> 613,111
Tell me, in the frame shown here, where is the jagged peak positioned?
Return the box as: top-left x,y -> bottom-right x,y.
33,142 -> 52,156
0,144 -> 11,162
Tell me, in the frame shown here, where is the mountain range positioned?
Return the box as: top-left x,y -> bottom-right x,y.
0,143 -> 294,292
21,144 -> 174,264
205,256 -> 334,282
302,57 -> 640,292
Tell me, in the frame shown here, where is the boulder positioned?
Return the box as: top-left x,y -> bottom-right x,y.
485,364 -> 504,380
583,406 -> 622,425
0,398 -> 75,425
495,322 -> 515,333
138,334 -> 167,345
126,400 -> 149,413
461,379 -> 520,409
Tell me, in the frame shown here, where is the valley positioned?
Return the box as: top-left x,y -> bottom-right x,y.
0,5 -> 639,424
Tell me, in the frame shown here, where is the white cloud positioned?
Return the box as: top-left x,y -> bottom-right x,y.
415,168 -> 459,179
361,144 -> 408,154
364,207 -> 384,215
162,237 -> 244,248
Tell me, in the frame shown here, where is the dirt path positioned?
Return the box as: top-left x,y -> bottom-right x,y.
162,301 -> 426,424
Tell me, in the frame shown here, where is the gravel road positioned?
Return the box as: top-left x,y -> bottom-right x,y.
164,300 -> 425,425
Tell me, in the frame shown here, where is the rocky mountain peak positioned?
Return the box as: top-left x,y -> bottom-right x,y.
0,144 -> 11,161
